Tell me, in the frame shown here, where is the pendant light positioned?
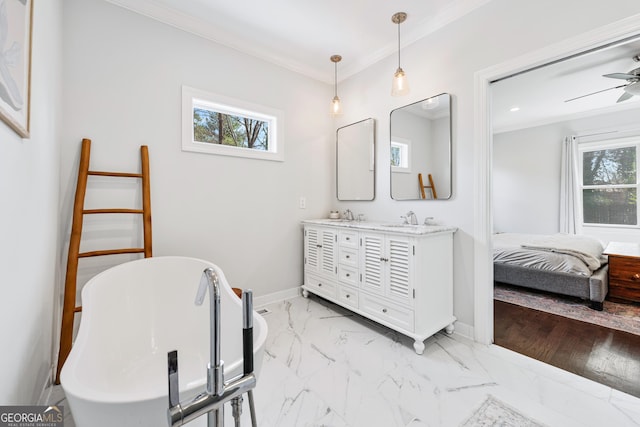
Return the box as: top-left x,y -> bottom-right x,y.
391,12 -> 409,97
330,55 -> 343,116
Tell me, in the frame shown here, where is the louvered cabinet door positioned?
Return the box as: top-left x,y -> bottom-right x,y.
304,227 -> 320,274
320,229 -> 337,277
360,233 -> 385,295
387,236 -> 412,305
304,226 -> 337,279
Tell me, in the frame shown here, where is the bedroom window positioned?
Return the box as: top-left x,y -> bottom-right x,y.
181,86 -> 284,161
580,139 -> 638,226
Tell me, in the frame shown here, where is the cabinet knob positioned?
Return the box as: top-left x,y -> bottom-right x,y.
346,294 -> 350,298
318,283 -> 322,287
633,274 -> 640,281
382,308 -> 388,313
346,273 -> 350,277
346,237 -> 350,241
346,255 -> 350,259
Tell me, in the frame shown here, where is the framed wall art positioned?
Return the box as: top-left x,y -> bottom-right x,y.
0,0 -> 32,138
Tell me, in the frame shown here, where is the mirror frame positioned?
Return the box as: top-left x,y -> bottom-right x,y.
336,118 -> 376,201
389,93 -> 452,200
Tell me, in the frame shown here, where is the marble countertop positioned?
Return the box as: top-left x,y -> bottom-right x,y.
302,219 -> 457,235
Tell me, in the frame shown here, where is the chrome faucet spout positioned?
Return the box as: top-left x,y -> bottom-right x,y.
195,268 -> 224,397
406,211 -> 418,225
343,209 -> 354,221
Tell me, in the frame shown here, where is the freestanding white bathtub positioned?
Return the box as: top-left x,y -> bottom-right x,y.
60,256 -> 268,427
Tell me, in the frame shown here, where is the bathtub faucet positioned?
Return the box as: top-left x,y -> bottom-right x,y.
167,269 -> 258,427
195,267 -> 224,397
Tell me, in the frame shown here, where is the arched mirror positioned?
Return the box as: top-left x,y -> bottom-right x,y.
390,93 -> 452,200
337,118 -> 375,201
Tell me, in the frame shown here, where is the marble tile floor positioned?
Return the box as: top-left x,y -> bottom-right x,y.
50,294 -> 640,426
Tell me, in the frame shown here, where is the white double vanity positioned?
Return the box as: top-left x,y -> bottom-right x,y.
301,219 -> 457,354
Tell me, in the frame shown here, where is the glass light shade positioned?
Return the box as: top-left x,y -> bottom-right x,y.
330,95 -> 343,116
392,67 -> 409,97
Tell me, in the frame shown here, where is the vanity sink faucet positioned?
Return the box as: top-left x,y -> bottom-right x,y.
404,211 -> 418,225
343,209 -> 354,221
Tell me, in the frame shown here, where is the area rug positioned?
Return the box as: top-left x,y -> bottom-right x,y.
494,283 -> 640,336
460,395 -> 545,426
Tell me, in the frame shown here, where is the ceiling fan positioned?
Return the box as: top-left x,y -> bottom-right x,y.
565,54 -> 640,103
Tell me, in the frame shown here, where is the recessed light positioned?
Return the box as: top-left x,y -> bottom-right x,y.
509,106 -> 520,112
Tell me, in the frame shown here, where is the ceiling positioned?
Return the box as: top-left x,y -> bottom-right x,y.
105,0 -> 492,83
106,0 -> 640,131
492,37 -> 640,133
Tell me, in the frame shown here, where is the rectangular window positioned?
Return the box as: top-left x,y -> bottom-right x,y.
580,138 -> 639,227
182,86 -> 284,161
391,138 -> 411,173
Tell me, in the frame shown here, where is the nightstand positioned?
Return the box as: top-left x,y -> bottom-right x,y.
603,242 -> 640,304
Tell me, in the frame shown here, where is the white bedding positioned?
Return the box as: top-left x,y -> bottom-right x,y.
493,233 -> 606,276
521,234 -> 604,271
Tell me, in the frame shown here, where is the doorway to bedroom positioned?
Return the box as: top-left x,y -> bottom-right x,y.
489,35 -> 640,398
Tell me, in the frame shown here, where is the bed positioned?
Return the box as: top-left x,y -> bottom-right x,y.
493,233 -> 608,310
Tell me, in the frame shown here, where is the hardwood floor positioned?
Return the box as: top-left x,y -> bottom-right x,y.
494,300 -> 640,398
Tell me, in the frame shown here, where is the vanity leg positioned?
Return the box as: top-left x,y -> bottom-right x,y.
413,340 -> 425,355
302,288 -> 309,298
445,323 -> 455,335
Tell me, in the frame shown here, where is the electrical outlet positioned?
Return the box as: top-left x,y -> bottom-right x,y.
299,197 -> 306,209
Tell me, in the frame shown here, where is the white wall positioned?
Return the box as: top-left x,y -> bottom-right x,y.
0,1 -> 62,404
60,0 -> 332,307
493,107 -> 640,239
493,126 -> 564,234
335,0 -> 640,327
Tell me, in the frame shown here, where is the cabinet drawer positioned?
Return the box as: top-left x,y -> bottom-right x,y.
608,280 -> 640,302
304,274 -> 336,299
338,285 -> 358,309
339,231 -> 358,249
609,256 -> 640,282
360,292 -> 414,332
339,247 -> 358,268
607,256 -> 640,302
338,265 -> 358,287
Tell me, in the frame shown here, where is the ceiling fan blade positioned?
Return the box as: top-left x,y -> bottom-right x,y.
617,91 -> 634,103
564,84 -> 626,102
603,73 -> 638,80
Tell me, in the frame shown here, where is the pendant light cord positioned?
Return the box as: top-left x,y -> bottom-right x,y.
397,22 -> 401,69
334,61 -> 338,97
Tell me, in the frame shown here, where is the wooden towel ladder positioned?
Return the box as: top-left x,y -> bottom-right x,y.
55,138 -> 152,384
418,173 -> 437,199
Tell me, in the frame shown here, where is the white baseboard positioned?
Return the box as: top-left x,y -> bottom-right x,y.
36,373 -> 53,405
254,286 -> 301,308
452,320 -> 474,341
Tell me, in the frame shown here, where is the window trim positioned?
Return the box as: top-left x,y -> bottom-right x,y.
578,136 -> 639,229
391,137 -> 412,174
181,85 -> 285,162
